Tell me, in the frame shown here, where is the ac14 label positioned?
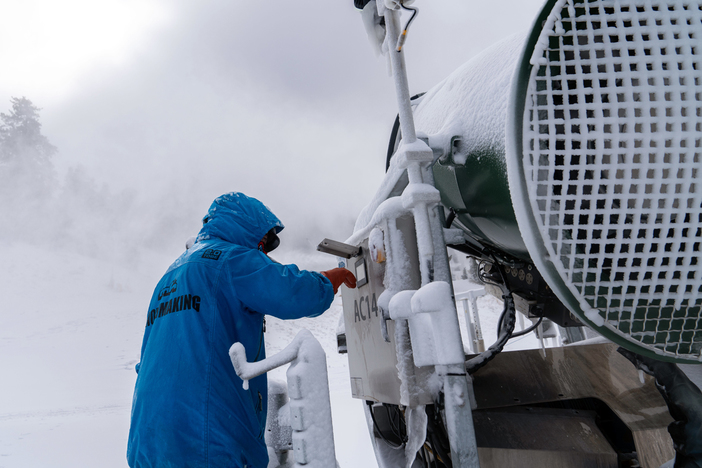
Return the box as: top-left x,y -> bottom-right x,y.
354,293 -> 378,322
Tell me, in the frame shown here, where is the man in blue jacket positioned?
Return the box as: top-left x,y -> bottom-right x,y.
127,192 -> 356,468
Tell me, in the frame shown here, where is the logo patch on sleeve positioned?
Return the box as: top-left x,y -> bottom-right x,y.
202,249 -> 222,260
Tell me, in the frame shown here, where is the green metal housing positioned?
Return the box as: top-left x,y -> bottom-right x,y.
413,0 -> 702,363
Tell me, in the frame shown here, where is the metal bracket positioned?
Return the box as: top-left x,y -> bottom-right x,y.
317,238 -> 362,258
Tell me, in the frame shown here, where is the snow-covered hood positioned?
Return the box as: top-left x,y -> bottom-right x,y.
196,192 -> 284,248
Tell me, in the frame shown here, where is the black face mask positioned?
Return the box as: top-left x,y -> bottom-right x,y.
259,228 -> 280,253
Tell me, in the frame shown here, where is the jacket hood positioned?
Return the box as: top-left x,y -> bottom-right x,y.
196,192 -> 284,249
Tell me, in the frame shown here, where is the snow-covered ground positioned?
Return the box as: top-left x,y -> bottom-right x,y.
0,242 -> 381,467
0,243 -> 164,467
0,241 -> 555,468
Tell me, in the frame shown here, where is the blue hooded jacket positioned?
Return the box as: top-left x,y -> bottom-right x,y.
127,193 -> 335,468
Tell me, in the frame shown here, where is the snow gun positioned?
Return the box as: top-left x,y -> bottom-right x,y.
317,1 -> 702,467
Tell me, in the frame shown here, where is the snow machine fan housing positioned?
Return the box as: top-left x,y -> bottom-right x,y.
506,0 -> 702,362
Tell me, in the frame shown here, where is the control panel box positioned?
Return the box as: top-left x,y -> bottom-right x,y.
341,227 -> 434,406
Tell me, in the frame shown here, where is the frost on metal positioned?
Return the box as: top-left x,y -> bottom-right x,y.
387,282 -> 466,367
413,32 -> 526,168
229,329 -> 338,468
404,405 -> 428,468
266,380 -> 294,467
521,0 -> 702,359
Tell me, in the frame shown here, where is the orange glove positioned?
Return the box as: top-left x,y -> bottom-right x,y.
321,268 -> 357,294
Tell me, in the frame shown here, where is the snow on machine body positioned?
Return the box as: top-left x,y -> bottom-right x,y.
325,1 -> 702,467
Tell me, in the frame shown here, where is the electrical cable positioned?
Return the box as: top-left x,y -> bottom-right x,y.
389,406 -> 407,445
388,406 -> 406,444
425,444 -> 438,468
476,259 -> 503,287
465,255 -> 517,374
386,116 -> 401,171
444,208 -> 457,229
366,401 -> 405,449
415,448 -> 424,466
427,403 -> 454,468
496,297 -> 510,337
426,415 -> 452,467
465,293 -> 516,374
475,257 -> 548,341
396,2 -> 418,52
488,254 -> 517,327
420,446 -> 430,467
510,315 -> 544,338
379,404 -> 403,444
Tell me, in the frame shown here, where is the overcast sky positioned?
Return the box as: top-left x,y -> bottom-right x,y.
0,0 -> 546,257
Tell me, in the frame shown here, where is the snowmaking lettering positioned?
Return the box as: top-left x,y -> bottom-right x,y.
354,293 -> 378,322
157,279 -> 178,300
146,294 -> 201,327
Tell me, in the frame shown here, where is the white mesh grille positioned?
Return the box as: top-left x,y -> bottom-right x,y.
522,0 -> 702,358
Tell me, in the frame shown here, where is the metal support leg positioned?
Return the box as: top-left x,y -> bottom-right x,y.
442,366 -> 480,467
381,6 -> 481,467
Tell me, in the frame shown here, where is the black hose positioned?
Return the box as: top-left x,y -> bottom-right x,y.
496,296 -> 510,337
466,292 -> 517,375
444,208 -> 457,229
510,315 -> 544,338
386,115 -> 401,171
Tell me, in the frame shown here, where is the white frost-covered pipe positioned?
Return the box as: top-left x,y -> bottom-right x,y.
384,5 -> 417,145
388,282 -> 468,367
229,329 -> 337,468
352,7 -> 480,466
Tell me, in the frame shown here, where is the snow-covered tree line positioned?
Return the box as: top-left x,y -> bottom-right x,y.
0,97 -> 353,268
0,97 -> 148,261
0,97 -> 57,189
0,97 -> 57,201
